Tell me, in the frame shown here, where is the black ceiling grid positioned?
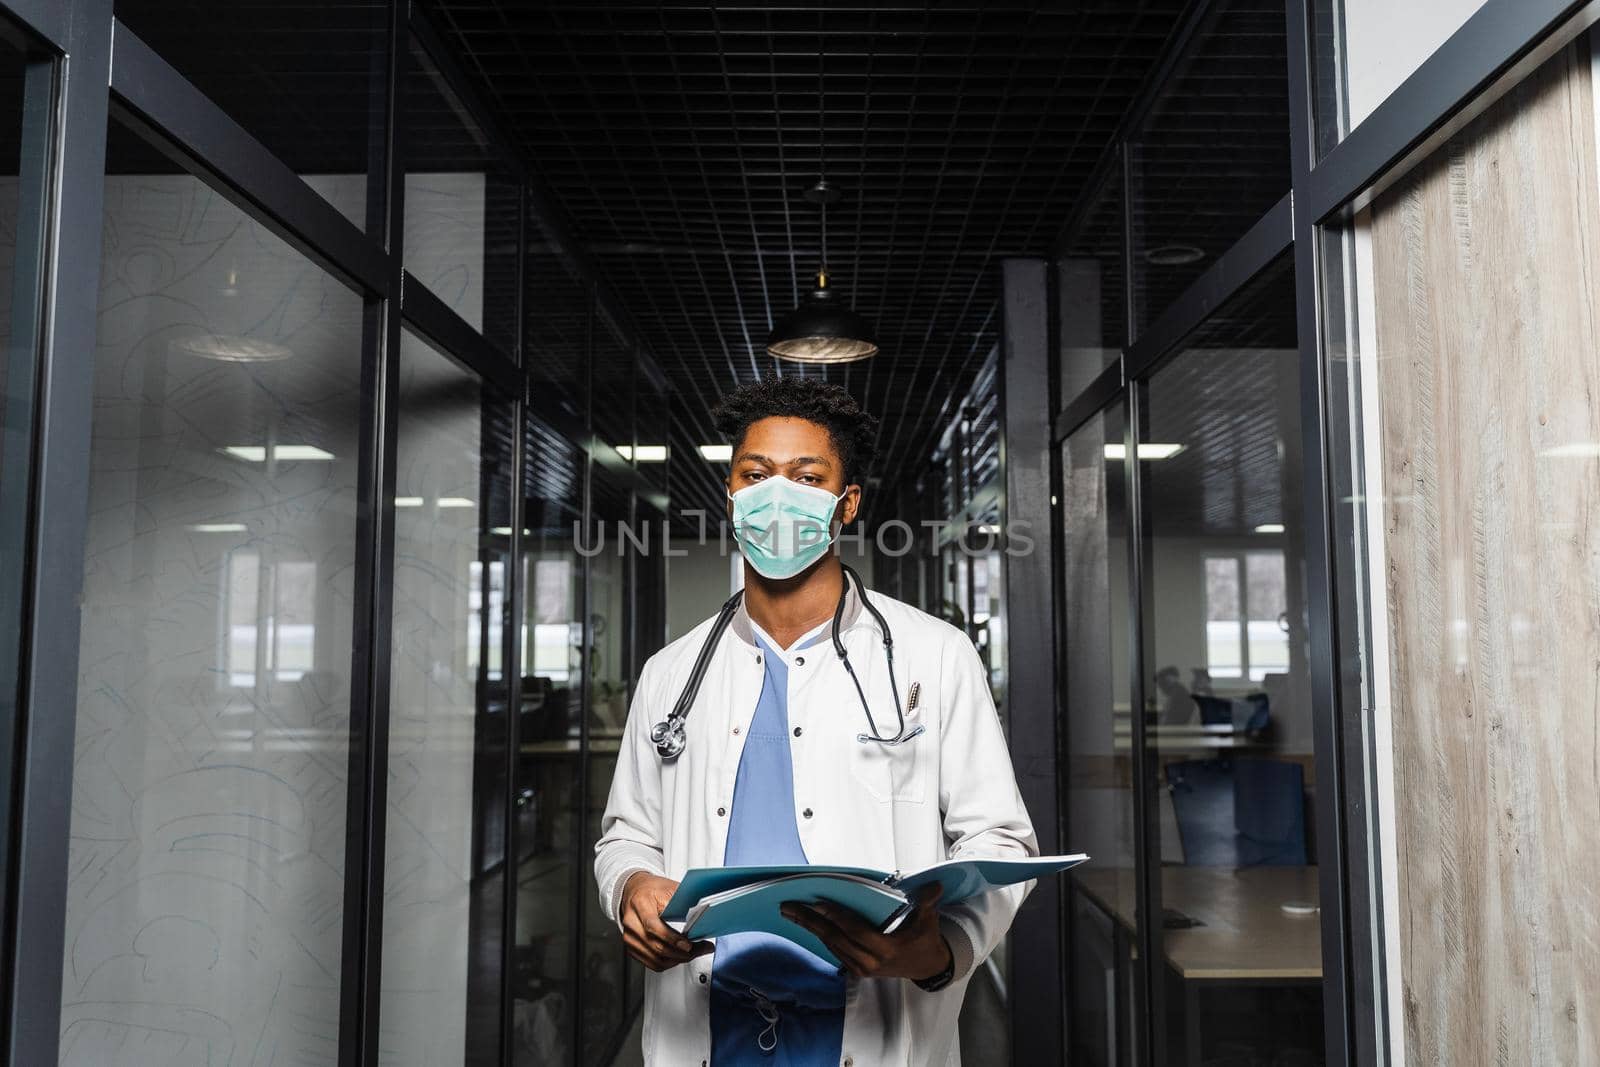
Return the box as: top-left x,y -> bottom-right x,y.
424,1 -> 1191,518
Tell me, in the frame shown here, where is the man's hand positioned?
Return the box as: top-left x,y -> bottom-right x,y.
780,883 -> 954,982
619,872 -> 714,972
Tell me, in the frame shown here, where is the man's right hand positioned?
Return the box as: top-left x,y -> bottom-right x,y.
620,872 -> 714,972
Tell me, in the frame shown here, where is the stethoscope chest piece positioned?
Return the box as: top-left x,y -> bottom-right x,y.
651,719 -> 687,760
649,563 -> 916,763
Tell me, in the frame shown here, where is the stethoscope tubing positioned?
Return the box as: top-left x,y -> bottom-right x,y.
651,563 -> 915,761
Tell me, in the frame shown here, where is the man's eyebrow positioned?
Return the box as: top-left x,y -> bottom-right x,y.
732,452 -> 834,468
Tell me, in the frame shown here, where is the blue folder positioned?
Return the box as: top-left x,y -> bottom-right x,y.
664,854 -> 1088,966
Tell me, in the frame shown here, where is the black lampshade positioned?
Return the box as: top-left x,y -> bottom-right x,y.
766,272 -> 879,363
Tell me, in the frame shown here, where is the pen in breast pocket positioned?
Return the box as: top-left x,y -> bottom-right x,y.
906,681 -> 920,716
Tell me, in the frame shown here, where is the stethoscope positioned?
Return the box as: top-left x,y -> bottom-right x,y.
649,563 -> 925,761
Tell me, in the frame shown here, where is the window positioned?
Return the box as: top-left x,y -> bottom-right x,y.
1203,550 -> 1289,681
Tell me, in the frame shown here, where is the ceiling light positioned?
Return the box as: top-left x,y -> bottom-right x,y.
1540,442 -> 1600,458
272,445 -> 334,461
437,497 -> 476,509
978,524 -> 1000,535
1254,523 -> 1286,534
490,526 -> 514,536
1144,244 -> 1206,266
173,333 -> 294,363
699,444 -> 733,462
767,179 -> 878,363
189,522 -> 247,533
618,444 -> 669,462
1104,443 -> 1185,461
222,445 -> 333,462
394,496 -> 424,507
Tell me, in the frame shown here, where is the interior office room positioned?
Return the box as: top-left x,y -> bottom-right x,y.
0,0 -> 1596,1064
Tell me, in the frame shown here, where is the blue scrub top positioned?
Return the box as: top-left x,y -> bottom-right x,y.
710,626 -> 846,1065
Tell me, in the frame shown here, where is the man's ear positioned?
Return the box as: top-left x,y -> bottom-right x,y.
840,484 -> 862,525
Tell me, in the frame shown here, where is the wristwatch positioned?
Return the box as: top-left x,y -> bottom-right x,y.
912,944 -> 956,992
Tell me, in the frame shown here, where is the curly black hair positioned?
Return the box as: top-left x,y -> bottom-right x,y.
711,377 -> 880,485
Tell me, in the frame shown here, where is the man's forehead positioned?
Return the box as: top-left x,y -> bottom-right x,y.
737,417 -> 839,460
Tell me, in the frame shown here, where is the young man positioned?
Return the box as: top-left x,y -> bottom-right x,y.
594,378 -> 1037,1066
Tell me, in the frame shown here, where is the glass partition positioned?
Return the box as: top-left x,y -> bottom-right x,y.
1061,402 -> 1137,1066
1127,0 -> 1290,334
113,0 -> 387,230
1311,0 -> 1490,157
59,119 -> 365,1062
405,36 -> 521,354
580,468 -> 631,1065
1135,258 -> 1323,1062
1058,161 -> 1126,405
524,205 -> 591,425
513,414 -> 587,1065
377,329 -> 514,1064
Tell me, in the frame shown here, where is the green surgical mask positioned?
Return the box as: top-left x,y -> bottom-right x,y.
728,475 -> 844,580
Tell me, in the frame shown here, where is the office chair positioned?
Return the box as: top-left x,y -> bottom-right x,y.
1167,757 -> 1308,866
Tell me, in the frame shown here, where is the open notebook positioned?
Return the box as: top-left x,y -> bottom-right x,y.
663,854 -> 1088,968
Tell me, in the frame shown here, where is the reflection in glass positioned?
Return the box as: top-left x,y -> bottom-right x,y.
1127,0 -> 1289,333
1136,258 -> 1322,1060
377,331 -> 513,1063
1062,404 -> 1136,1067
590,309 -> 636,475
1058,161 -> 1126,405
513,415 -> 585,1065
60,122 -> 363,1063
524,206 -> 590,425
405,38 -> 521,355
581,474 -> 631,1064
113,0 -> 387,229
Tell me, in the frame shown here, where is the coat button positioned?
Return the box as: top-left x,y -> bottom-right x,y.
802,808 -> 813,819
733,726 -> 741,735
717,806 -> 726,817
793,726 -> 803,737
844,1058 -> 854,1067
795,655 -> 805,666
699,973 -> 708,985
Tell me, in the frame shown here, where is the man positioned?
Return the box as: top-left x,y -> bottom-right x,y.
594,378 -> 1037,1066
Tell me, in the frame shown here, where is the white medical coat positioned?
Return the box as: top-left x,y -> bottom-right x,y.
593,582 -> 1038,1067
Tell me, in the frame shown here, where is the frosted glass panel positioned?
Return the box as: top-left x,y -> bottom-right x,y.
378,331 -> 512,1064
60,128 -> 362,1065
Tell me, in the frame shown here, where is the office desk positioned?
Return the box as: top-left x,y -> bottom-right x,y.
1073,866 -> 1322,1062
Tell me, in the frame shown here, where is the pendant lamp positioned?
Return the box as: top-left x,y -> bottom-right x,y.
766,180 -> 878,361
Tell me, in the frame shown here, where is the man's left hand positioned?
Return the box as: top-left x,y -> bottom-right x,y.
780,883 -> 953,982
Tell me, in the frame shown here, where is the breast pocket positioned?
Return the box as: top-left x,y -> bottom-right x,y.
847,698 -> 929,804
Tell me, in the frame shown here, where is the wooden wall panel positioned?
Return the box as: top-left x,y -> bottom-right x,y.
1369,42 -> 1600,1064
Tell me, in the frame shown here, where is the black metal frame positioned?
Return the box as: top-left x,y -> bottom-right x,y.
4,2 -> 113,1060
1037,1 -> 1595,1064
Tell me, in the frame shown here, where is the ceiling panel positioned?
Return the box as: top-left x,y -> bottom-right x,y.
428,0 -> 1191,516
